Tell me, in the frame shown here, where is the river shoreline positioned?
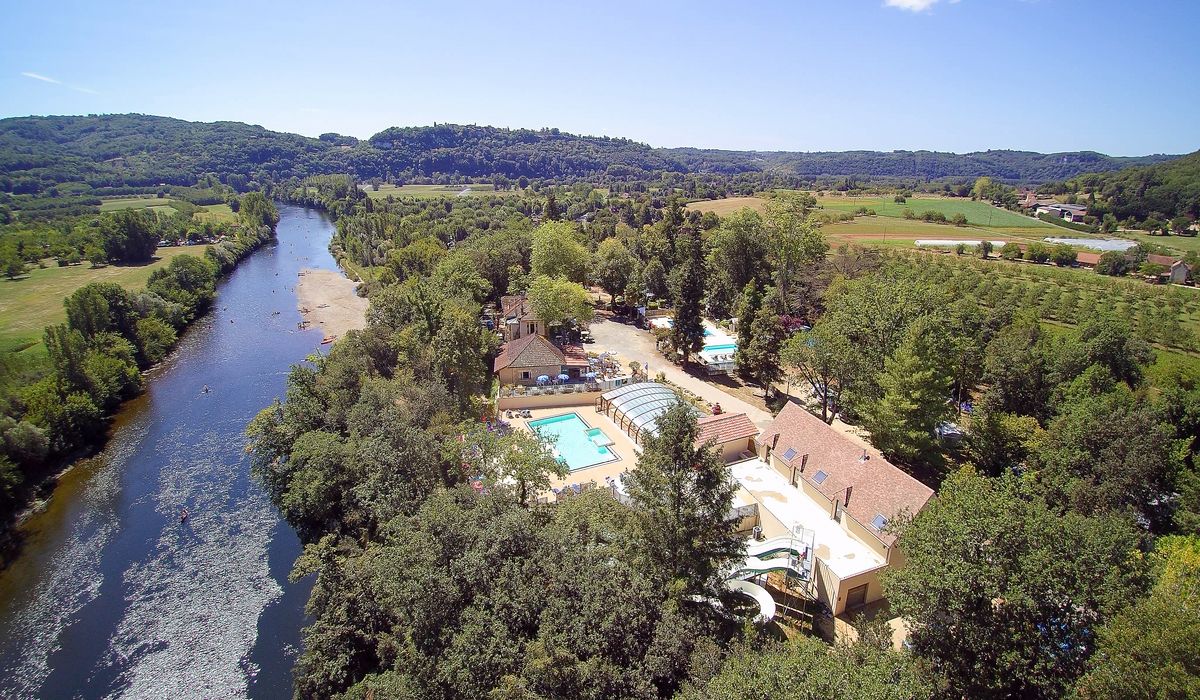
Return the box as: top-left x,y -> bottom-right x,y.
0,229 -> 278,571
0,205 -> 332,698
296,267 -> 368,341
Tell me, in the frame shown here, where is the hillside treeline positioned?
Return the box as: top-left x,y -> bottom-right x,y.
0,115 -> 1177,207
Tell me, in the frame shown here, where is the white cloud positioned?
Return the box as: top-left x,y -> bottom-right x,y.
20,71 -> 98,95
21,71 -> 60,84
884,0 -> 959,11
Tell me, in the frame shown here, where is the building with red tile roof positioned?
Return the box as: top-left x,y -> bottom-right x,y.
756,402 -> 934,548
493,334 -> 588,385
695,412 -> 758,462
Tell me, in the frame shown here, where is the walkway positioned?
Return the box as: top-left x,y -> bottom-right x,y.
588,316 -> 774,429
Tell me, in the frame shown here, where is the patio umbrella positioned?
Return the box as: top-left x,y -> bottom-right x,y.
557,373 -> 570,381
584,371 -> 597,379
536,374 -> 550,384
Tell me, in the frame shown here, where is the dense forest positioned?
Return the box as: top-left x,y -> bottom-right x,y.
240,183 -> 1199,699
0,115 -> 1179,214
1050,150 -> 1200,225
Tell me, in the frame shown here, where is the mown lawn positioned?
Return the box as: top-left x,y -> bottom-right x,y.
0,245 -> 208,355
815,195 -> 1052,228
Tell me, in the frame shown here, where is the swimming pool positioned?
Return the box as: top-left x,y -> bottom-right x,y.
528,413 -> 619,471
704,343 -> 738,353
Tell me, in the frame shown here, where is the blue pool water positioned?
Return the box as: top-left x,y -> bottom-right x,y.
528,413 -> 619,471
704,343 -> 738,353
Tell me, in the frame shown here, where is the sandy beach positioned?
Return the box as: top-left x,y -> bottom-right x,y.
296,268 -> 368,341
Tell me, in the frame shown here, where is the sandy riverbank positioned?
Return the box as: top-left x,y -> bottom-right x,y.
296,268 -> 368,340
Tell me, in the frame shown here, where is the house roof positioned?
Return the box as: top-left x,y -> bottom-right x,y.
499,294 -> 539,323
1147,254 -> 1180,267
493,334 -> 564,372
561,344 -> 590,367
1075,252 -> 1102,266
758,402 -> 934,546
695,412 -> 758,447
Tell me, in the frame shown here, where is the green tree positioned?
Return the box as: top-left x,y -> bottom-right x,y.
782,325 -> 854,423
624,402 -> 742,597
977,239 -> 993,257
669,229 -> 706,365
1000,241 -> 1022,260
680,635 -> 932,700
526,274 -> 593,333
1052,243 -> 1078,266
861,320 -> 954,467
530,221 -> 588,283
885,469 -> 1145,700
764,193 -> 826,312
1076,535 -> 1200,699
592,237 -> 634,298
642,256 -> 668,301
736,289 -> 786,396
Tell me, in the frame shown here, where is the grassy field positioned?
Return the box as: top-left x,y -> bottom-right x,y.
815,195 -> 1052,229
195,203 -> 237,224
0,245 -> 208,355
362,183 -> 509,200
687,193 -> 1053,230
99,196 -> 179,213
684,196 -> 768,217
821,218 -> 1050,249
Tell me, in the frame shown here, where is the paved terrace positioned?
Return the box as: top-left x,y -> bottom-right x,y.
730,458 -> 884,579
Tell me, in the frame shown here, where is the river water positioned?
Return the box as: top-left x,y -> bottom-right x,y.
0,205 -> 338,699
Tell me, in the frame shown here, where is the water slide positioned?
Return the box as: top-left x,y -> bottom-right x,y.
720,536 -> 812,623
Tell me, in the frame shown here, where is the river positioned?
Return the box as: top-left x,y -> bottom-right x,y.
0,205 -> 338,699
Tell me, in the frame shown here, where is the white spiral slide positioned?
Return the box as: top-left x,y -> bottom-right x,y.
720,535 -> 811,623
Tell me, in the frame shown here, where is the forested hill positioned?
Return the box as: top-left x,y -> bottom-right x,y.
0,113 -> 1180,196
1061,150 -> 1200,222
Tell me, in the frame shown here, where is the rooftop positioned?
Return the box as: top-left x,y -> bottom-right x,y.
758,402 -> 934,546
731,459 -> 885,579
494,334 -> 566,371
695,412 -> 758,447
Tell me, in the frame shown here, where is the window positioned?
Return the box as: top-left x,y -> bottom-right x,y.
520,371 -> 531,380
871,514 -> 888,531
812,470 -> 829,485
781,447 -> 798,462
528,322 -> 536,335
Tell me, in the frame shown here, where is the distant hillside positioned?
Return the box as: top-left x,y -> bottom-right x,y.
0,114 -> 1181,199
1064,150 -> 1200,223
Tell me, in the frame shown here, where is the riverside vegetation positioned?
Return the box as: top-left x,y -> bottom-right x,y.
0,193 -> 278,552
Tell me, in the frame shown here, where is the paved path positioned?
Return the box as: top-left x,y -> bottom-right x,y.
589,316 -> 775,429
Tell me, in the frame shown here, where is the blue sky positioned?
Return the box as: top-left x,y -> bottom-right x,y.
1,0 -> 1197,155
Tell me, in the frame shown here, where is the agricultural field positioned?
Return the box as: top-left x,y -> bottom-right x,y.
814,194 -> 1053,228
99,196 -> 180,214
194,203 -> 237,224
903,250 -> 1200,354
1110,229 -> 1200,256
684,196 -> 767,217
361,183 -> 510,200
0,245 -> 208,356
821,218 -> 1050,250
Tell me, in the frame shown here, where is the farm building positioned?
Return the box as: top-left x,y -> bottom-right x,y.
1171,260 -> 1191,284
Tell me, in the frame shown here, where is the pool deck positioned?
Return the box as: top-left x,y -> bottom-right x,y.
508,405 -> 641,492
